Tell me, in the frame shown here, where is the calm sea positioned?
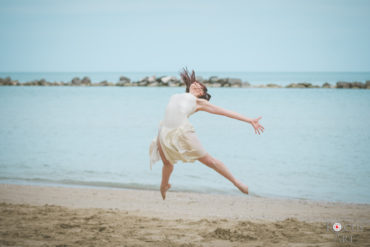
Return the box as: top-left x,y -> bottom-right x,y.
0,85 -> 369,204
1,71 -> 370,86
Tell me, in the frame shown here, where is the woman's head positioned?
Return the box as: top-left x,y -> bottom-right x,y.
180,67 -> 211,101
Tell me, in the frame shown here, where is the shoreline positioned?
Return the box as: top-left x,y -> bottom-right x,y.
1,183 -> 369,246
1,179 -> 369,206
1,183 -> 369,223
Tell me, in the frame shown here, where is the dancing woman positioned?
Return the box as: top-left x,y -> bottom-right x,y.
149,68 -> 264,200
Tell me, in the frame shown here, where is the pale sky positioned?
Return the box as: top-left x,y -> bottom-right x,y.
0,0 -> 369,72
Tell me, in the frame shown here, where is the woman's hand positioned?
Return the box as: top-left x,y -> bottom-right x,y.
251,116 -> 264,135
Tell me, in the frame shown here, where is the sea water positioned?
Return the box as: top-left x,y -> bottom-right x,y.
0,86 -> 369,204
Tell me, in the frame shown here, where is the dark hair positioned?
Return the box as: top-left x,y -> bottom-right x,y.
179,67 -> 211,101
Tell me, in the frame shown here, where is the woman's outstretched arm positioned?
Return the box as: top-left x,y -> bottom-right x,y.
195,98 -> 264,135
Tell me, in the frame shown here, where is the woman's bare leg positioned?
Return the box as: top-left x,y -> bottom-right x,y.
198,153 -> 249,194
157,136 -> 173,200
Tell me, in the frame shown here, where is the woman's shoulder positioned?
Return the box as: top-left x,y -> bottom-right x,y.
195,97 -> 208,103
174,92 -> 195,100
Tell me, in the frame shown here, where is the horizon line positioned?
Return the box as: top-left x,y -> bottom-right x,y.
1,71 -> 370,74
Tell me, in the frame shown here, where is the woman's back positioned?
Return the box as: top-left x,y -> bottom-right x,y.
162,92 -> 197,129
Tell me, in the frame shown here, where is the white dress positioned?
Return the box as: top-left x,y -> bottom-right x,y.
149,92 -> 207,170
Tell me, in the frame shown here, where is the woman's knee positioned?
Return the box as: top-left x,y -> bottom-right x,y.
198,154 -> 217,169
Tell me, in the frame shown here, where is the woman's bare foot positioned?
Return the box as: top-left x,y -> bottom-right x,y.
160,183 -> 171,200
234,180 -> 249,195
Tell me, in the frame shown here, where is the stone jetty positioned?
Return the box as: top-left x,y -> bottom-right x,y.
0,75 -> 369,89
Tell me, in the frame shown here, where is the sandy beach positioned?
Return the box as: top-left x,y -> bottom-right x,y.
0,183 -> 369,246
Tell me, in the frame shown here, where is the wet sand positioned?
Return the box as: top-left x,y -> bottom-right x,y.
0,183 -> 369,246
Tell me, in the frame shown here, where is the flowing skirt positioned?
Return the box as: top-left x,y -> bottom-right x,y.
149,120 -> 207,170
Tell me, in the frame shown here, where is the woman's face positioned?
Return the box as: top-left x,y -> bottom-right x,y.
189,81 -> 204,97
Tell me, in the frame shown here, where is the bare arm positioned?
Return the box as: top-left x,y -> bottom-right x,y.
195,98 -> 253,124
195,98 -> 265,135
